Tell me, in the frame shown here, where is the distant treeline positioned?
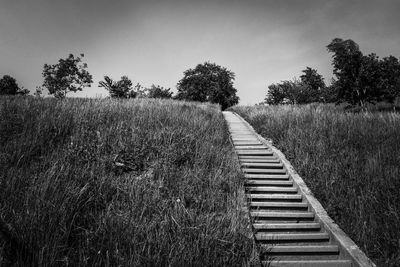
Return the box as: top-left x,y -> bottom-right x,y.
0,57 -> 239,110
265,38 -> 400,107
2,38 -> 399,109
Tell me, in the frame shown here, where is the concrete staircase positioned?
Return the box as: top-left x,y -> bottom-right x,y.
223,111 -> 375,267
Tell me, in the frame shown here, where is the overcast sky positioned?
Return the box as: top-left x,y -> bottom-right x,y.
1,0 -> 400,104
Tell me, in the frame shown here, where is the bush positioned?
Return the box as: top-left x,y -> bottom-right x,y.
0,75 -> 29,95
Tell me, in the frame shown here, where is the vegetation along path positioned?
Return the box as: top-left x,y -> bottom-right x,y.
223,111 -> 375,267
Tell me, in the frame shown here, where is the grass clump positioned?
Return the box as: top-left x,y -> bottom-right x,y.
231,104 -> 400,267
0,96 -> 252,266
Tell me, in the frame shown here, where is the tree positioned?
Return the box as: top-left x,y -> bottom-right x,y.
176,62 -> 239,110
42,54 -> 93,98
327,38 -> 367,106
327,38 -> 400,106
379,56 -> 400,103
300,67 -> 326,102
265,79 -> 317,105
0,75 -> 29,95
265,83 -> 287,105
34,86 -> 44,97
99,76 -> 138,98
146,85 -> 173,99
357,53 -> 383,104
320,78 -> 339,103
265,67 -> 328,105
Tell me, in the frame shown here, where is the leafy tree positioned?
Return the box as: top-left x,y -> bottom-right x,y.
42,54 -> 93,98
357,53 -> 383,104
99,76 -> 137,98
266,67 -> 327,105
0,75 -> 29,95
132,83 -> 148,98
266,38 -> 399,107
379,56 -> 400,103
34,86 -> 44,98
265,79 -> 317,105
19,87 -> 30,95
327,38 -> 368,106
278,80 -> 300,104
146,85 -> 173,99
176,62 -> 239,110
300,67 -> 325,102
265,83 -> 287,105
327,38 -> 400,106
284,79 -> 317,105
320,79 -> 339,103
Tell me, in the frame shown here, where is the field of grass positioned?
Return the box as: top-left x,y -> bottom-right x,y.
231,104 -> 400,266
0,96 -> 252,266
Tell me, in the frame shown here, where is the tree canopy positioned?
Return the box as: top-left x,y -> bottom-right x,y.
99,76 -> 138,98
300,67 -> 326,102
265,68 -> 331,105
176,62 -> 239,110
0,75 -> 29,95
327,38 -> 400,106
146,85 -> 173,99
266,38 -> 400,107
42,54 -> 93,98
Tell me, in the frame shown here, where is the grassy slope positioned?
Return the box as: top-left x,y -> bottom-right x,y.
232,104 -> 400,267
0,97 -> 251,266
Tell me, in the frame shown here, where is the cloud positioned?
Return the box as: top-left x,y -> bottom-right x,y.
1,0 -> 399,104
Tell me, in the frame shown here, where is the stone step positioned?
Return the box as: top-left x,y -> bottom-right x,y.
265,260 -> 352,267
251,212 -> 314,220
243,168 -> 286,174
234,144 -> 264,147
241,162 -> 284,168
247,194 -> 303,201
237,150 -> 274,156
234,145 -> 269,150
267,245 -> 339,254
254,222 -> 320,231
232,139 -> 260,142
255,232 -> 330,242
240,158 -> 281,163
261,245 -> 340,261
250,202 -> 308,209
246,180 -> 293,186
239,155 -> 276,158
245,174 -> 290,180
246,187 -> 298,193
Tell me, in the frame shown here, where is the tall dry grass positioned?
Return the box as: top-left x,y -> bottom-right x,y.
0,96 -> 252,266
232,104 -> 400,267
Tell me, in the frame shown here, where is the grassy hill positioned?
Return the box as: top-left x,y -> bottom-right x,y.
231,104 -> 400,267
0,97 -> 252,266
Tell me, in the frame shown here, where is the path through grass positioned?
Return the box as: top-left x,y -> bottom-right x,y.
231,104 -> 400,267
